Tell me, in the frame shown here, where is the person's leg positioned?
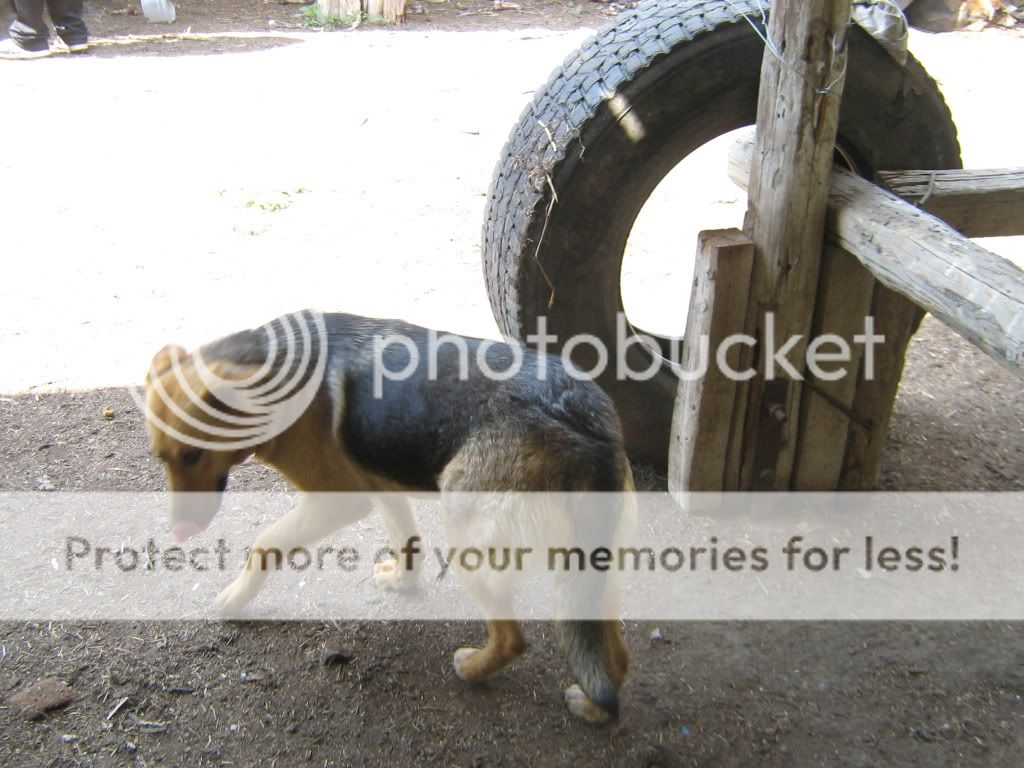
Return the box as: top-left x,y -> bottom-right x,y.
47,0 -> 88,49
6,0 -> 51,53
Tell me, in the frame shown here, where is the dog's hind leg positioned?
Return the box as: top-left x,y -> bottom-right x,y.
372,495 -> 421,592
454,618 -> 526,682
444,527 -> 527,681
215,494 -> 373,614
561,620 -> 628,723
437,477 -> 528,682
559,465 -> 634,722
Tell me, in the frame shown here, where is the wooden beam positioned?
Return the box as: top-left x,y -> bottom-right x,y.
876,168 -> 1024,238
738,0 -> 853,490
730,132 -> 1024,377
668,230 -> 755,493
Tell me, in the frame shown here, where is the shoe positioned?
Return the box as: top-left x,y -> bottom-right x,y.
52,37 -> 89,54
0,38 -> 52,60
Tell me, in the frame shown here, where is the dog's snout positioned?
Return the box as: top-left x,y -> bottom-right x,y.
172,519 -> 208,542
170,492 -> 224,541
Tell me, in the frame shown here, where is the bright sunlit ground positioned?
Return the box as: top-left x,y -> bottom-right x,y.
1,26 -> 1021,391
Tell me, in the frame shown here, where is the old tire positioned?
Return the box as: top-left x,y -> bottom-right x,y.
481,0 -> 961,469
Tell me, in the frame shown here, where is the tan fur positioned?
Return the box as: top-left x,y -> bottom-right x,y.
602,621 -> 629,690
961,0 -> 1013,26
145,357 -> 256,494
454,621 -> 527,681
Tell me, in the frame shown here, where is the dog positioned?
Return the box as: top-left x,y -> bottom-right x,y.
961,0 -> 1020,27
144,311 -> 634,722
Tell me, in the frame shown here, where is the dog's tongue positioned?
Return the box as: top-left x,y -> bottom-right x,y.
172,520 -> 207,542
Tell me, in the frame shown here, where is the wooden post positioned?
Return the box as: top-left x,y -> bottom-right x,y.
738,0 -> 852,490
317,0 -> 360,21
669,230 -> 755,492
317,0 -> 405,23
383,0 -> 406,22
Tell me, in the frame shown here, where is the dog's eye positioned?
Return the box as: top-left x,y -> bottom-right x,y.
181,449 -> 204,467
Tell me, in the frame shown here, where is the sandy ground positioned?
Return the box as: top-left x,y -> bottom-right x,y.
1,22 -> 1021,392
1,25 -> 594,392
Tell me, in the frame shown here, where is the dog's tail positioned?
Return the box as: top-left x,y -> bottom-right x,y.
556,462 -> 635,720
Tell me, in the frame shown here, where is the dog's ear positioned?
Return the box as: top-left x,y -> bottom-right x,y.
201,360 -> 263,409
203,359 -> 262,396
146,345 -> 189,385
208,359 -> 254,381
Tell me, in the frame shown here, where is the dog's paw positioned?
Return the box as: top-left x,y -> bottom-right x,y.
564,684 -> 612,723
214,574 -> 260,615
453,647 -> 483,681
372,558 -> 417,592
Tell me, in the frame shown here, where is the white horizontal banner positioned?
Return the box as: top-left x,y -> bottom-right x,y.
0,492 -> 1019,620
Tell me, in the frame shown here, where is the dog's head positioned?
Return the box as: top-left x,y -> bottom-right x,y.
144,344 -> 258,542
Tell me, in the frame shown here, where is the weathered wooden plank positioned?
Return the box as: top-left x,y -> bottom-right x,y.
668,230 -> 755,493
738,0 -> 853,491
730,132 -> 1024,377
839,286 -> 923,490
721,329 -> 756,492
317,0 -> 359,20
877,168 -> 1024,238
792,246 -> 876,490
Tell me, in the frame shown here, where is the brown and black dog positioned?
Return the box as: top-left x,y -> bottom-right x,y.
144,311 -> 633,722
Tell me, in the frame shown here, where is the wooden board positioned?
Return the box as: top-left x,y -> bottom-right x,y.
668,230 -> 755,493
839,287 -> 923,490
876,168 -> 1024,238
792,246 -> 876,490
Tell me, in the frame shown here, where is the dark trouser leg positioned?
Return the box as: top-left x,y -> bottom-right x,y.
8,0 -> 50,52
48,0 -> 87,45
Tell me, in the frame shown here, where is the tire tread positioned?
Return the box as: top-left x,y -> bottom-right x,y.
483,0 -> 767,335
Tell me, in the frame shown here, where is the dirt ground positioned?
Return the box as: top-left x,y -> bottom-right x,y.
2,0 -> 628,57
1,1 -> 1023,766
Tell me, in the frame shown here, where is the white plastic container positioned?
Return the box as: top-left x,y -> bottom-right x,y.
140,0 -> 176,23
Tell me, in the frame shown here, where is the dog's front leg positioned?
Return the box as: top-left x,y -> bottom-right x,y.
372,495 -> 421,592
215,494 -> 372,614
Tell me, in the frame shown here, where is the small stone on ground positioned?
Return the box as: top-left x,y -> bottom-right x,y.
8,678 -> 76,720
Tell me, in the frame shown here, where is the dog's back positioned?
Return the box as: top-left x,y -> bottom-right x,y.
203,312 -> 627,493
332,314 -> 625,493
